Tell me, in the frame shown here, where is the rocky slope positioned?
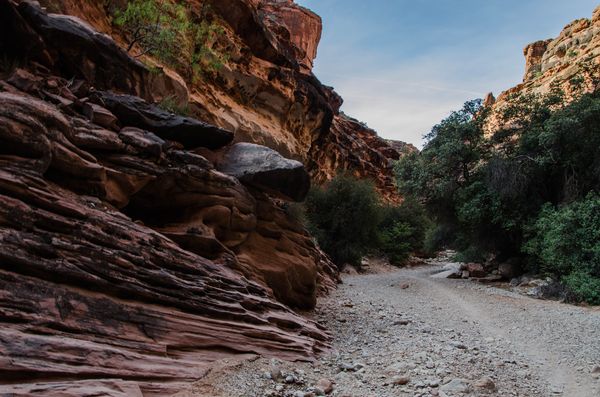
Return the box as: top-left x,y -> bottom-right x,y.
486,5 -> 600,126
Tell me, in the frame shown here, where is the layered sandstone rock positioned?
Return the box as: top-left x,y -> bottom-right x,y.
0,81 -> 332,395
310,113 -> 405,202
257,0 -> 323,72
0,1 -> 340,394
487,5 -> 600,130
33,0 -> 407,202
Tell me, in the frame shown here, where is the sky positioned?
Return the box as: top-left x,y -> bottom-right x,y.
296,0 -> 599,148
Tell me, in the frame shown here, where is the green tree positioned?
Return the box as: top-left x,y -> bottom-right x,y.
524,195 -> 600,304
113,0 -> 227,80
305,175 -> 383,268
114,0 -> 189,63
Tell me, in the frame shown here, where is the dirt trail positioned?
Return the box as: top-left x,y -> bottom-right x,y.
184,262 -> 600,397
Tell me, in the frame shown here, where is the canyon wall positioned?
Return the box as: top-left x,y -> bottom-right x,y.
486,5 -> 600,127
36,0 -> 406,200
0,0 -> 406,395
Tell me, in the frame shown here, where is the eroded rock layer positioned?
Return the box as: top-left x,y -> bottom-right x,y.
0,1 -> 341,395
0,0 -> 411,393
487,5 -> 600,129
33,0 -> 408,201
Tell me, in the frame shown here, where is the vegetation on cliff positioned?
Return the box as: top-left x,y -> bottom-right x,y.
397,82 -> 600,303
112,0 -> 227,80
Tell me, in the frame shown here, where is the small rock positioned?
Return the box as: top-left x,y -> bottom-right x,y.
474,377 -> 496,391
285,374 -> 297,384
316,378 -> 334,394
269,368 -> 284,381
392,375 -> 410,385
427,378 -> 441,387
83,102 -> 119,131
440,379 -> 471,393
592,365 -> 600,374
449,341 -> 468,350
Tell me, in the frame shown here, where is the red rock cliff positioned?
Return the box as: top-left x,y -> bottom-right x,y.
486,5 -> 600,131
0,0 -> 408,394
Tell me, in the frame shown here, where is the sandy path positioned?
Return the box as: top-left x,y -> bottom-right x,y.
184,263 -> 600,397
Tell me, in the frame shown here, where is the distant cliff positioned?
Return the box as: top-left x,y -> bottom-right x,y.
485,5 -> 600,128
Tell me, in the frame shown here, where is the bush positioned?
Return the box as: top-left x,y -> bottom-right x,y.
524,194 -> 600,278
378,198 -> 429,263
379,222 -> 413,264
305,175 -> 429,268
114,0 -> 189,63
305,175 -> 383,268
562,272 -> 600,305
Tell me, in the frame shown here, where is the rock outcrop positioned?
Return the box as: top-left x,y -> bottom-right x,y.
257,0 -> 323,72
310,112 -> 410,202
219,142 -> 310,201
0,0 -> 413,393
31,0 -> 407,202
0,1 -> 343,394
91,91 -> 234,150
486,5 -> 600,130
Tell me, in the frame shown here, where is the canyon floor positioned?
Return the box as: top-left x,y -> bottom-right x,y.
179,259 -> 600,397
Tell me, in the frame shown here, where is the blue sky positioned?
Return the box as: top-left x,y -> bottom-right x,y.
296,0 -> 599,147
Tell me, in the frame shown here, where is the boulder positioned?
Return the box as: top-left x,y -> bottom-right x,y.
463,263 -> 487,278
219,142 -> 310,201
92,91 -> 234,149
499,259 -> 521,280
83,102 -> 118,131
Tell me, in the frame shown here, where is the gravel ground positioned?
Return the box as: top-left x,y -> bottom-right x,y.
180,259 -> 600,397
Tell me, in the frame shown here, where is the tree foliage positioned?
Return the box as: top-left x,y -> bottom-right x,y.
397,86 -> 600,302
305,175 -> 427,268
305,175 -> 383,267
112,0 -> 227,80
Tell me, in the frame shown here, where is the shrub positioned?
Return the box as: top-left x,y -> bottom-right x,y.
378,198 -> 429,263
379,222 -> 413,264
113,0 -> 227,80
114,0 -> 189,63
562,272 -> 600,305
523,194 -> 600,303
305,175 -> 383,268
524,194 -> 600,278
305,175 -> 429,268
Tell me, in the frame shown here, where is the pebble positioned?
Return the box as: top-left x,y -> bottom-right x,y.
474,376 -> 496,390
440,379 -> 471,393
391,375 -> 410,385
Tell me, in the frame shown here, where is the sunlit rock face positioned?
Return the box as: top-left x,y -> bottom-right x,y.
31,0 -> 408,199
486,5 -> 600,132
